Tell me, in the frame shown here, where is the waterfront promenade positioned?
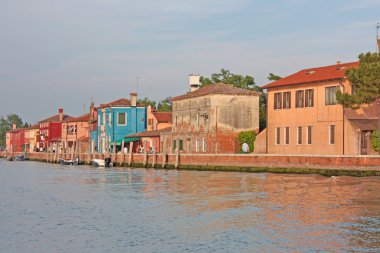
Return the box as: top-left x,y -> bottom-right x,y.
2,151 -> 380,176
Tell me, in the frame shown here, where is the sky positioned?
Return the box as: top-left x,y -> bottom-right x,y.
1,0 -> 379,123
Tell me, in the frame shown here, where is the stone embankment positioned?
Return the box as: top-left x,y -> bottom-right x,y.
1,151 -> 379,177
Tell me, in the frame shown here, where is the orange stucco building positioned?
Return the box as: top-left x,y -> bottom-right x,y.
61,113 -> 90,152
263,61 -> 379,155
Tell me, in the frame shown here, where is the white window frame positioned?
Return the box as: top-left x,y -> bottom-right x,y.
307,126 -> 312,145
202,138 -> 206,152
117,112 -> 127,126
195,139 -> 199,152
297,126 -> 302,145
284,127 -> 290,145
329,125 -> 335,145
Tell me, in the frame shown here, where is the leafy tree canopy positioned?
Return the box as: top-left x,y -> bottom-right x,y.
157,97 -> 172,112
137,97 -> 156,108
337,52 -> 380,108
200,68 -> 257,90
267,73 -> 282,81
0,114 -> 26,149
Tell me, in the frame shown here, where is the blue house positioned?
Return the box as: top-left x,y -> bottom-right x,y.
94,94 -> 147,153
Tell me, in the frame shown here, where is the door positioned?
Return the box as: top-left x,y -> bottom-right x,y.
360,131 -> 370,155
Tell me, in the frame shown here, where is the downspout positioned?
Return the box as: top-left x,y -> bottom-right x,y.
339,80 -> 345,155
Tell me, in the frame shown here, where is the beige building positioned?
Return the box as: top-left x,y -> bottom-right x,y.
262,61 -> 379,155
24,124 -> 39,152
163,77 -> 261,154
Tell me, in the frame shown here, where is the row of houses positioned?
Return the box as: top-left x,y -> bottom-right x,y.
6,55 -> 380,157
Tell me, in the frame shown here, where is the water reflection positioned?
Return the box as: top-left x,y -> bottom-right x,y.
0,160 -> 379,253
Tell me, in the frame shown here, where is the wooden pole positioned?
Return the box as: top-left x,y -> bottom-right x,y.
175,148 -> 180,169
152,145 -> 156,168
121,139 -> 125,165
128,142 -> 133,167
113,140 -> 116,164
143,140 -> 147,167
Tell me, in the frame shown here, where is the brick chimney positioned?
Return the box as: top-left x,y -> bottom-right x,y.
130,93 -> 137,107
59,108 -> 63,122
189,74 -> 201,92
90,102 -> 95,120
12,123 -> 16,129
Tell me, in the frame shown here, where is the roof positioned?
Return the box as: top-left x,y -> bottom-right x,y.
38,114 -> 73,123
172,83 -> 261,101
153,112 -> 172,123
77,136 -> 90,142
97,98 -> 143,109
262,62 -> 359,89
125,127 -> 172,138
65,113 -> 90,123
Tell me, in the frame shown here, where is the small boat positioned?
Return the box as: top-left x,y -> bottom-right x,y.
15,155 -> 25,161
59,158 -> 75,165
91,158 -> 113,167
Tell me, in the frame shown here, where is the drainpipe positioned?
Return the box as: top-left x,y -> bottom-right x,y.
339,80 -> 345,155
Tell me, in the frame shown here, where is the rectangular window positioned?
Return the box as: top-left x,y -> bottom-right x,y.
285,127 -> 290,145
196,114 -> 200,126
329,125 -> 335,144
179,139 -> 183,151
202,138 -> 206,152
175,116 -> 178,127
276,127 -> 281,145
148,118 -> 153,125
195,139 -> 199,152
274,93 -> 282,109
307,126 -> 312,144
173,140 -> 177,151
325,86 -> 338,105
305,89 -> 314,107
117,113 -> 126,125
282,92 -> 291,109
295,90 -> 304,108
297,126 -> 302,145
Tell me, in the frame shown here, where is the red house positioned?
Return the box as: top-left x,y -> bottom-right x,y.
37,109 -> 72,151
7,124 -> 26,153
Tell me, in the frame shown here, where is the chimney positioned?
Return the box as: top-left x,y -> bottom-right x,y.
189,74 -> 201,92
12,123 -> 16,130
59,108 -> 63,122
130,93 -> 137,107
90,102 -> 95,120
336,60 -> 341,65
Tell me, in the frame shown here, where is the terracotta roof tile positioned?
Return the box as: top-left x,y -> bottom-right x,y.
97,98 -> 144,109
65,113 -> 90,123
262,62 -> 359,89
38,114 -> 73,123
153,112 -> 172,123
172,83 -> 261,101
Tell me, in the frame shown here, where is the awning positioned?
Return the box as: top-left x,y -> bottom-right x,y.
349,119 -> 379,131
115,137 -> 140,145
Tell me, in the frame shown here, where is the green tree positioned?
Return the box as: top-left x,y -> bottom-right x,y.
0,114 -> 25,149
157,97 -> 172,112
337,52 -> 380,108
267,73 -> 282,81
137,97 -> 156,108
237,130 -> 257,153
200,68 -> 256,89
372,130 -> 379,152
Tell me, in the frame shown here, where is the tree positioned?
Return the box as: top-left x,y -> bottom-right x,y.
200,68 -> 256,89
267,73 -> 282,81
337,52 -> 380,108
0,114 -> 25,149
157,97 -> 172,112
137,97 -> 156,108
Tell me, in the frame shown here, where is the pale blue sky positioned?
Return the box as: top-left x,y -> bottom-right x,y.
0,0 -> 379,123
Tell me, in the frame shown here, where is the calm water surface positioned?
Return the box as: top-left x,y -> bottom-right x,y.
0,160 -> 379,253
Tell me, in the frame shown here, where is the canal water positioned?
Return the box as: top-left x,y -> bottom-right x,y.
0,160 -> 379,253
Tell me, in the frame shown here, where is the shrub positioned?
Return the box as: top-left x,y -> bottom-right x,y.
237,131 -> 256,153
372,130 -> 379,152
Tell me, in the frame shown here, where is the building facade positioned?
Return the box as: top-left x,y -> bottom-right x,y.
61,113 -> 91,152
24,124 -> 39,152
263,61 -> 379,155
163,81 -> 261,154
146,106 -> 172,131
95,94 -> 147,153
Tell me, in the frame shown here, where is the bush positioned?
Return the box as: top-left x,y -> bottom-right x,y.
372,130 -> 379,152
238,131 -> 256,153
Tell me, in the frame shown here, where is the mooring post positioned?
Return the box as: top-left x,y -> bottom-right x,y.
121,139 -> 125,165
152,146 -> 156,168
143,140 -> 148,167
113,141 -> 116,164
128,142 -> 133,167
175,148 -> 180,169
